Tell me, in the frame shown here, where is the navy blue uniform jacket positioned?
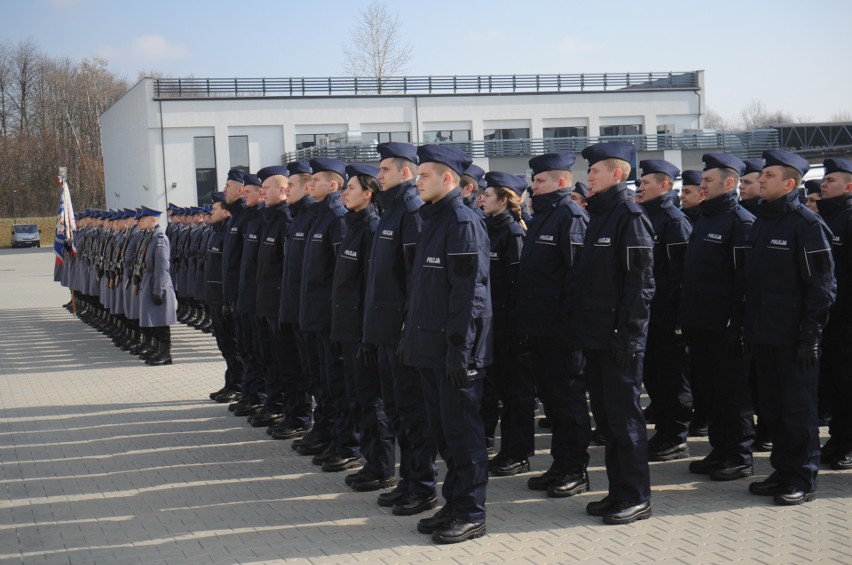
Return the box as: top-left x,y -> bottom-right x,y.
363,180 -> 423,346
403,188 -> 492,370
745,191 -> 835,346
574,183 -> 655,352
300,192 -> 347,332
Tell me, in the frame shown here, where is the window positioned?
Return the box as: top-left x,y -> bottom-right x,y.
362,131 -> 411,145
296,133 -> 333,150
483,128 -> 530,156
228,135 -> 249,173
600,125 -> 643,136
194,136 -> 217,204
543,126 -> 588,138
483,128 -> 530,140
423,129 -> 471,143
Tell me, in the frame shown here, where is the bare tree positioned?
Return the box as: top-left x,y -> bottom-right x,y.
739,99 -> 795,129
704,107 -> 731,132
831,110 -> 852,122
342,0 -> 413,87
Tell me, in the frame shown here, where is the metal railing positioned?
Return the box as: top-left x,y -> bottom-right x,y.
153,72 -> 700,98
281,130 -> 779,163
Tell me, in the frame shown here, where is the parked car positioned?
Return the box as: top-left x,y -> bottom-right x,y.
11,223 -> 41,248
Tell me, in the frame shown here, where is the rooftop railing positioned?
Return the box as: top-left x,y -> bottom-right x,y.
282,129 -> 779,163
153,72 -> 700,98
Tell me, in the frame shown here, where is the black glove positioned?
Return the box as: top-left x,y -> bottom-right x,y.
357,343 -> 378,368
796,342 -> 820,370
331,340 -> 343,358
446,365 -> 471,389
612,348 -> 635,369
151,289 -> 165,306
222,301 -> 234,321
726,327 -> 745,358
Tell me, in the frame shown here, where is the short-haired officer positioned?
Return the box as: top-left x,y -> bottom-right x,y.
575,141 -> 655,525
816,159 -> 852,470
405,144 -> 492,544
746,149 -> 835,505
515,153 -> 591,498
636,159 -> 692,461
681,153 -> 756,482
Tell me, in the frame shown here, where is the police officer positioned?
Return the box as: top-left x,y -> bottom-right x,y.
136,205 -> 177,366
235,174 -> 268,420
221,170 -> 257,414
679,170 -> 705,227
681,153 -> 756,481
278,161 -> 321,443
405,144 -> 491,544
804,180 -> 823,214
575,141 -> 655,525
745,149 -> 835,505
814,158 -> 852,471
331,164 -> 396,492
515,153 -> 591,497
253,166 -> 295,428
739,159 -> 764,215
205,192 -> 244,403
636,160 -> 693,461
461,163 -> 486,216
571,182 -> 589,208
301,158 -> 357,472
362,142 -> 437,514
478,171 -> 532,477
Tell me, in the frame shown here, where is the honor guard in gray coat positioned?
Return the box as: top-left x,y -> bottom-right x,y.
575,141 -> 655,525
515,152 -> 592,498
122,209 -> 146,355
745,149 -> 836,505
136,206 -> 177,365
405,145 -> 492,544
362,142 -> 437,512
635,160 -> 693,461
816,158 -> 852,470
681,153 -> 756,482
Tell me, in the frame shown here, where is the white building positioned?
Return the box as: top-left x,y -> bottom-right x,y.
98,71 -> 737,209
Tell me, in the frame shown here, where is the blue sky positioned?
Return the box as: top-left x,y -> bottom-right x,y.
2,0 -> 850,124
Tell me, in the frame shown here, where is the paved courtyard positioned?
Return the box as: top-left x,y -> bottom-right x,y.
0,247 -> 850,564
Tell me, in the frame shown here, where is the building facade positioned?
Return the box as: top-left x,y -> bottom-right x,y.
100,71 -> 728,209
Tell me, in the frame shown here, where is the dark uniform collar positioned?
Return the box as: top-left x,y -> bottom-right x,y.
420,188 -> 462,220
531,188 -> 571,214
376,179 -> 416,209
484,210 -> 515,229
698,190 -> 739,216
816,193 -> 852,216
289,195 -> 316,216
224,198 -> 246,213
756,190 -> 801,219
344,205 -> 379,227
640,190 -> 676,216
585,182 -> 630,215
740,197 -> 760,215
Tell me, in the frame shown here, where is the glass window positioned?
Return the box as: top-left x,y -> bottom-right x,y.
483,128 -> 530,140
362,131 -> 411,144
423,129 -> 471,143
296,133 -> 333,150
194,136 -> 217,204
600,125 -> 643,136
543,126 -> 588,138
228,135 -> 249,173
